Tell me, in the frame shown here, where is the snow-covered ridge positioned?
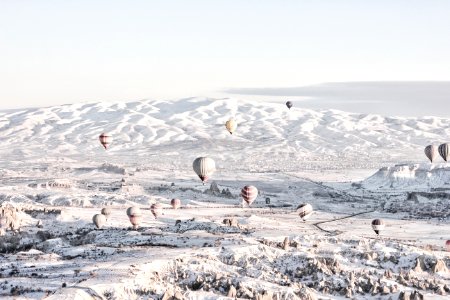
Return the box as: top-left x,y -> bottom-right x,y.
0,97 -> 449,169
363,163 -> 450,190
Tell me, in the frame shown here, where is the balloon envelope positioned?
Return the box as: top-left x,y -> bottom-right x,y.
240,185 -> 258,206
424,145 -> 437,163
225,119 -> 237,134
297,203 -> 313,221
371,219 -> 385,235
101,207 -> 112,218
446,240 -> 450,252
99,133 -> 113,150
171,198 -> 181,209
126,206 -> 142,217
438,143 -> 450,162
92,214 -> 106,229
193,157 -> 216,183
151,203 -> 163,219
286,101 -> 293,109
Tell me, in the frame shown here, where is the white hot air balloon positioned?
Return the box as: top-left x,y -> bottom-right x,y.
101,207 -> 112,220
193,157 -> 216,184
424,145 -> 437,163
126,206 -> 142,230
93,214 -> 107,229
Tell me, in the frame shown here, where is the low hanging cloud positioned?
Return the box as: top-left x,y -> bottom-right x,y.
225,81 -> 450,117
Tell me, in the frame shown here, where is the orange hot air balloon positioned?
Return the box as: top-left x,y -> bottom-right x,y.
225,119 -> 237,135
424,145 -> 437,163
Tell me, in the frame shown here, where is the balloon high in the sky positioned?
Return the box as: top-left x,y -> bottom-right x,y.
193,157 -> 216,183
99,133 -> 113,150
297,203 -> 313,221
150,203 -> 163,219
424,145 -> 438,163
240,185 -> 258,206
171,198 -> 181,209
225,119 -> 237,135
371,219 -> 385,235
92,214 -> 106,229
126,206 -> 142,229
286,101 -> 293,110
438,143 -> 450,162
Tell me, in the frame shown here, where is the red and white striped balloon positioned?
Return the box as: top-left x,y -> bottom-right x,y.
297,203 -> 313,221
99,133 -> 113,150
240,185 -> 258,206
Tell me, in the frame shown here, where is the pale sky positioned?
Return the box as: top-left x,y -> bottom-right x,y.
1,0 -> 450,114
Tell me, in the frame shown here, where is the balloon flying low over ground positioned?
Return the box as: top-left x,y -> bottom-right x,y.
193,157 -> 216,183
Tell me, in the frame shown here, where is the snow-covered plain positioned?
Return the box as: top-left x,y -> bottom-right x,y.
0,97 -> 449,299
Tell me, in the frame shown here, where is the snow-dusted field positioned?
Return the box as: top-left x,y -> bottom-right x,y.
0,98 -> 449,299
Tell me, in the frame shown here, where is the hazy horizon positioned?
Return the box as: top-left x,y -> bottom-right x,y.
1,1 -> 450,116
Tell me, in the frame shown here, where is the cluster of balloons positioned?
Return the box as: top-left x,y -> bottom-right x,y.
92,207 -> 111,229
424,143 -> 449,162
93,102 -> 450,250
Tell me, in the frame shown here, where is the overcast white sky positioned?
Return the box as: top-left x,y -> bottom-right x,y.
1,0 -> 450,115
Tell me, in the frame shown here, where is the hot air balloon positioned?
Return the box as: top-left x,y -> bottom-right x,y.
150,203 -> 163,219
101,207 -> 112,220
297,203 -> 313,221
171,198 -> 181,209
424,145 -> 438,163
93,214 -> 106,229
99,133 -> 113,150
225,119 -> 237,135
286,101 -> 293,110
371,219 -> 385,235
240,185 -> 258,206
438,143 -> 450,162
126,206 -> 142,229
446,240 -> 450,252
193,157 -> 216,183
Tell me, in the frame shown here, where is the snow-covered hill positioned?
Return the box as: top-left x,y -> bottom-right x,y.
1,97 -> 449,172
363,163 -> 450,190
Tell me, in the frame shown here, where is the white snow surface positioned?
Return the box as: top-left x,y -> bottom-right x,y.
0,98 -> 449,299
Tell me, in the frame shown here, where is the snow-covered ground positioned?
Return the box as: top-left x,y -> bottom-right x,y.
0,98 -> 449,299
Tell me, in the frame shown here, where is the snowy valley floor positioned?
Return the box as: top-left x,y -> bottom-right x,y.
0,165 -> 449,300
